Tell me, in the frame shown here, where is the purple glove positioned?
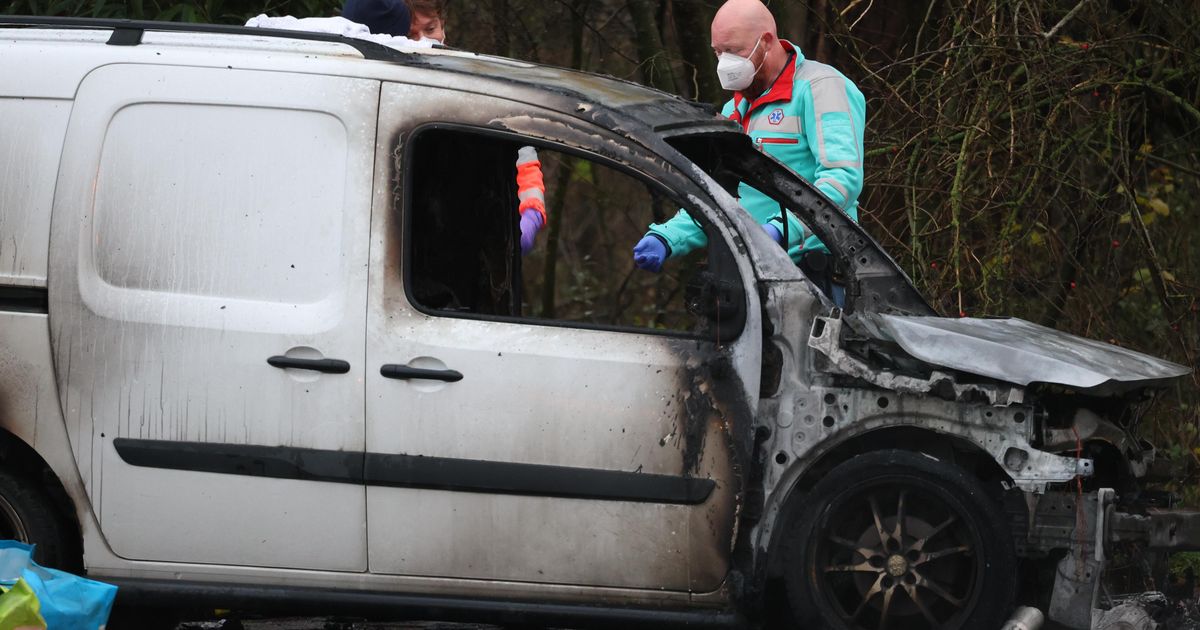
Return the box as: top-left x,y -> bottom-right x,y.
763,223 -> 783,244
519,210 -> 544,255
633,234 -> 669,272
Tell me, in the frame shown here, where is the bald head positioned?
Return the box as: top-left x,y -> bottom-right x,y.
711,0 -> 786,94
712,0 -> 776,56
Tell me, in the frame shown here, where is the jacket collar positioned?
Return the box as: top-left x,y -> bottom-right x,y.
730,39 -> 803,127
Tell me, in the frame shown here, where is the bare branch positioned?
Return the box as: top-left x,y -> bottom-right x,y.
1042,0 -> 1090,40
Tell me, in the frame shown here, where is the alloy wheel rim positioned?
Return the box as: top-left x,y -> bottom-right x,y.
813,481 -> 984,630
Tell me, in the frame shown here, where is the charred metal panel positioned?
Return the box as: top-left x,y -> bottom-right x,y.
810,314 -> 1026,406
1007,490 -> 1200,555
412,50 -> 724,133
749,378 -> 1093,588
1041,407 -> 1152,481
1005,490 -> 1095,557
865,314 -> 1190,393
679,351 -> 757,591
1111,510 -> 1200,550
758,386 -> 1086,495
748,280 -> 1098,590
1047,489 -> 1115,629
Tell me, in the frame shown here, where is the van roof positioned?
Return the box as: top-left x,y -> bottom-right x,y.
0,16 -> 735,136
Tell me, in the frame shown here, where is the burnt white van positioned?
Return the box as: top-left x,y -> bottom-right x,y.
0,16 -> 1194,630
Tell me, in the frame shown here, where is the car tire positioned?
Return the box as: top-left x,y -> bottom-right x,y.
0,467 -> 72,569
782,449 -> 1017,629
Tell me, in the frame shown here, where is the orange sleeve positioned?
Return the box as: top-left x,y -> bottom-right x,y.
516,160 -> 547,224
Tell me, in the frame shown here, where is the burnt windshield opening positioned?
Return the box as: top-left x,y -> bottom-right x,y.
666,131 -> 935,317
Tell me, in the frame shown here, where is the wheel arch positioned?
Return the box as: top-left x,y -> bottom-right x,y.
762,425 -> 1013,578
0,427 -> 83,569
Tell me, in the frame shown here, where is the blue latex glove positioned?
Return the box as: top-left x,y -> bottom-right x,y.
519,210 -> 544,255
633,234 -> 669,272
763,223 -> 783,244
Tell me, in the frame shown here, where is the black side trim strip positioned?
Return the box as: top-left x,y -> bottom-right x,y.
113,439 -> 714,505
113,438 -> 362,484
106,577 -> 743,629
364,452 -> 714,504
0,286 -> 48,314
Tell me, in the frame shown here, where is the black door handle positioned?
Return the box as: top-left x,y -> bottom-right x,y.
267,356 -> 351,374
380,364 -> 463,382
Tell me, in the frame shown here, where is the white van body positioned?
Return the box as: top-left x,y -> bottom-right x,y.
0,18 -> 1192,629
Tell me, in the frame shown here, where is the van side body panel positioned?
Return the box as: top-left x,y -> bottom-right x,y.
47,62 -> 378,571
0,29 -> 742,611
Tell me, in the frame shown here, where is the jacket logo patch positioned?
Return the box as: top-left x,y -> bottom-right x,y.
768,109 -> 785,125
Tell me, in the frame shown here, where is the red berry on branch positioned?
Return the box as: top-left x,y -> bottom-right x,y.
1070,281 -> 1077,289
958,310 -> 967,318
1080,43 -> 1090,50
1112,240 -> 1120,248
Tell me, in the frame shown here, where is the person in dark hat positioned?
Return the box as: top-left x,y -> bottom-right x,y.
341,0 -> 411,36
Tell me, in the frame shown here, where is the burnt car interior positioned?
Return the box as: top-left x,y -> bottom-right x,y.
404,127 -> 746,341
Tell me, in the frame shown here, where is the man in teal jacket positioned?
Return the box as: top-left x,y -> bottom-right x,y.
633,0 -> 865,297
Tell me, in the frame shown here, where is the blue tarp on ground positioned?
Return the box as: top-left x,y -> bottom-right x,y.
0,540 -> 116,630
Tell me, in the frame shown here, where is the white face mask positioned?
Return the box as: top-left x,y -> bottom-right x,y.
716,36 -> 764,91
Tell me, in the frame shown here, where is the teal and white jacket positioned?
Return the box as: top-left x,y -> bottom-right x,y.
648,40 -> 866,262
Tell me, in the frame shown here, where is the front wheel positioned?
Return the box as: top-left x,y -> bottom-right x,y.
782,450 -> 1016,629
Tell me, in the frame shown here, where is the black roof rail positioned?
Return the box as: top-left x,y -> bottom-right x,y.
0,15 -> 417,63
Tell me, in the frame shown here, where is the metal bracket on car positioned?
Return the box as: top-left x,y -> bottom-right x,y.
808,313 -> 1025,406
1006,449 -> 1093,494
1048,488 -> 1116,629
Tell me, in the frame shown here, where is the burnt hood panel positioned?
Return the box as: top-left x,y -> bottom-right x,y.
865,314 -> 1190,393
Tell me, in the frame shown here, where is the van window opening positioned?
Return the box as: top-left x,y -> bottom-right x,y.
403,128 -> 744,338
